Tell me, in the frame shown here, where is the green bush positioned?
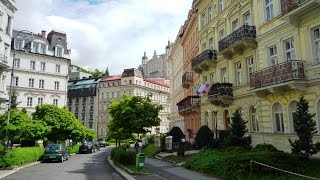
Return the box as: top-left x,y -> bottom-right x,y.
0,147 -> 44,168
168,127 -> 185,143
111,147 -> 136,165
0,144 -> 4,153
253,144 -> 279,152
147,135 -> 155,144
68,144 -> 80,154
143,144 -> 159,157
194,125 -> 214,149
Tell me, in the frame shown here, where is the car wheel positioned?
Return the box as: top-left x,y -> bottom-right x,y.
90,149 -> 93,153
60,157 -> 64,163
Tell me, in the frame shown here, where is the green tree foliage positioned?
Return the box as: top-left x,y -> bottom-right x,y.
195,125 -> 214,149
108,94 -> 162,144
225,108 -> 251,148
91,69 -> 103,77
289,96 -> 318,158
168,127 -> 185,143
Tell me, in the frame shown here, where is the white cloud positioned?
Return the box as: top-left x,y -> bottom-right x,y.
14,0 -> 192,74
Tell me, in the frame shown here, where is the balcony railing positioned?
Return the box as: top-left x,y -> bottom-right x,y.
207,83 -> 233,107
281,0 -> 309,15
218,25 -> 256,52
182,72 -> 193,88
177,96 -> 200,114
191,49 -> 217,68
250,60 -> 305,89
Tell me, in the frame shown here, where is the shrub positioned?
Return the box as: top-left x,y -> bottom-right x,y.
68,144 -> 81,154
143,144 -> 159,157
194,125 -> 214,149
0,144 -> 4,152
168,127 -> 185,143
0,147 -> 44,168
208,139 -> 221,149
253,144 -> 279,152
111,147 -> 136,165
147,135 -> 155,144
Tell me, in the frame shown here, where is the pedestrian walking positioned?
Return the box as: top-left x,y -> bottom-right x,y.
134,141 -> 140,154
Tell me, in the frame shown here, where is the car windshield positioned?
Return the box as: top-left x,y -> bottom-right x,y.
46,144 -> 61,150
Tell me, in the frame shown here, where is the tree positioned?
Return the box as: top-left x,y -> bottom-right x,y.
289,96 -> 318,158
225,108 -> 251,148
91,69 -> 103,77
108,94 -> 162,145
168,127 -> 185,143
10,89 -> 20,109
104,67 -> 110,77
194,125 -> 214,149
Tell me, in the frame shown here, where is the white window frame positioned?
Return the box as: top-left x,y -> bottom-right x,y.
53,99 -> 58,106
219,0 -> 224,13
28,78 -> 34,88
39,79 -> 44,89
13,76 -> 19,86
243,11 -> 251,25
38,97 -> 43,105
273,102 -> 284,133
210,73 -> 215,83
268,45 -> 278,66
40,62 -> 46,71
219,30 -> 225,40
288,101 -> 298,133
27,97 -> 33,107
221,67 -> 227,83
209,37 -> 214,50
264,0 -> 274,21
283,37 -> 296,61
30,61 -> 35,70
54,81 -> 59,90
202,43 -> 206,51
250,107 -> 259,132
13,58 -> 20,68
33,42 -> 39,53
312,26 -> 320,65
201,13 -> 206,28
56,47 -> 63,57
247,56 -> 254,82
235,62 -> 242,86
40,44 -> 46,54
56,64 -> 61,73
15,39 -> 23,50
208,6 -> 213,22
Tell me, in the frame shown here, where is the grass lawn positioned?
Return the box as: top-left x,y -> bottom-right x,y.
163,155 -> 190,164
125,164 -> 151,174
142,144 -> 159,157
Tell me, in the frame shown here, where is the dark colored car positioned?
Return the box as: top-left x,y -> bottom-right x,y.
43,144 -> 69,162
79,142 -> 97,153
98,141 -> 106,147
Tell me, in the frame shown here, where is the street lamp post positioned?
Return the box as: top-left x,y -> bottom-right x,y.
4,30 -> 33,153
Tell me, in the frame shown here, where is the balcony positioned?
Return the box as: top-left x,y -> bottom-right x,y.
0,54 -> 8,71
191,49 -> 217,74
182,72 -> 193,88
281,0 -> 320,26
207,83 -> 233,107
177,96 -> 200,116
218,25 -> 257,59
250,60 -> 306,96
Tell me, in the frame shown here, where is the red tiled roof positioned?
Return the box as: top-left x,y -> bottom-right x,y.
100,75 -> 122,82
144,79 -> 170,88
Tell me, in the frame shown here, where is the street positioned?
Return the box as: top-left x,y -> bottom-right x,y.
2,147 -> 123,180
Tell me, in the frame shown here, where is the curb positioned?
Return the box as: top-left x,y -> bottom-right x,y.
107,156 -> 135,180
0,161 -> 40,179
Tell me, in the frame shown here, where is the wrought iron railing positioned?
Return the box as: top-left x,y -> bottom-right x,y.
177,96 -> 200,112
182,72 -> 193,85
281,0 -> 309,15
218,25 -> 256,52
191,49 -> 217,68
208,83 -> 233,97
249,60 -> 305,89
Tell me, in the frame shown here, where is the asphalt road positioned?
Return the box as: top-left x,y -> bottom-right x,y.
2,147 -> 123,180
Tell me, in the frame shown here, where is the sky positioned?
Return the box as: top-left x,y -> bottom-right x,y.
14,0 -> 193,75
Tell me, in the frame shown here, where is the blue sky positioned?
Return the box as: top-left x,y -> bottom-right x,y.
14,0 -> 192,74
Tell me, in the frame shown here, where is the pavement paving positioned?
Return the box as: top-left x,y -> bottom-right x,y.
0,147 -> 123,180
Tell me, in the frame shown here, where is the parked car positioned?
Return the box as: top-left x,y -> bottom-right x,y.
79,142 -> 97,153
98,141 -> 106,147
43,144 -> 69,162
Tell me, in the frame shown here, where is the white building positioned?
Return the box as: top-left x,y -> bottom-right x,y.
0,0 -> 16,111
69,65 -> 92,81
8,30 -> 71,113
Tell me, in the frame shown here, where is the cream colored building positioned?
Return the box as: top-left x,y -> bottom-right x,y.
192,0 -> 320,152
168,30 -> 185,131
98,68 -> 170,138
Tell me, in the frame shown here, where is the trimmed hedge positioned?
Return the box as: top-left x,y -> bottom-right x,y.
111,146 -> 136,165
68,144 -> 81,154
0,147 -> 44,168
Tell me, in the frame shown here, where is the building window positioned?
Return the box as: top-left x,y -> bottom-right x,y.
284,37 -> 296,61
13,76 -> 19,86
40,44 -> 46,54
28,78 -> 34,88
56,64 -> 61,73
203,76 -> 207,83
6,16 -> 12,34
106,93 -> 109,99
250,106 -> 259,132
235,62 -> 242,86
221,67 -> 227,83
201,13 -> 206,28
288,101 -> 298,133
15,39 -> 22,50
219,30 -> 224,40
56,47 -> 63,57
13,58 -> 20,68
54,81 -> 59,90
312,26 -> 320,65
112,92 -> 115,98
218,0 -> 224,12
40,62 -> 46,71
53,99 -> 58,106
30,61 -> 35,70
202,43 -> 206,51
208,6 -> 213,22
129,80 -> 132,84
38,97 -> 43,105
33,42 -> 39,53
39,80 -> 44,89
243,11 -> 251,25
268,45 -> 278,66
273,102 -> 284,133
210,73 -> 215,83
232,19 -> 239,31
264,0 -> 274,21
27,97 -> 33,107
205,111 -> 209,126
209,38 -> 214,50
247,56 -> 254,82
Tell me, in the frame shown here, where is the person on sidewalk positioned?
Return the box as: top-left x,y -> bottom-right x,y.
134,141 -> 140,154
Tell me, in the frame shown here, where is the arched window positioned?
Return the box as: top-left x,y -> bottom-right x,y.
205,111 -> 209,126
250,106 -> 259,132
288,101 -> 298,133
101,93 -> 104,99
273,103 -> 284,133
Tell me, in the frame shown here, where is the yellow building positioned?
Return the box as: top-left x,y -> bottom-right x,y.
192,0 -> 320,152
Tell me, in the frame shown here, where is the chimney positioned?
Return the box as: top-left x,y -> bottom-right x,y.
41,30 -> 46,38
